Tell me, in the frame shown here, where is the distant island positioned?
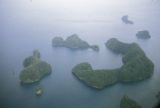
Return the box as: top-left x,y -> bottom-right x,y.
72,38 -> 154,89
120,95 -> 142,108
136,30 -> 151,39
19,50 -> 52,84
122,15 -> 134,24
35,87 -> 43,96
52,34 -> 99,51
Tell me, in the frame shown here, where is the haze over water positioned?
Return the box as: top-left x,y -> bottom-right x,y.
0,0 -> 160,108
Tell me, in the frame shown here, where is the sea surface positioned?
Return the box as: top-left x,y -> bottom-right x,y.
0,0 -> 160,108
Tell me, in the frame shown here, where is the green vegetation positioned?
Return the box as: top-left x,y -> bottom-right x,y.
120,95 -> 142,108
106,38 -> 154,82
19,50 -> 52,84
23,50 -> 40,67
136,30 -> 151,39
72,38 -> 154,89
52,34 -> 99,51
72,63 -> 119,89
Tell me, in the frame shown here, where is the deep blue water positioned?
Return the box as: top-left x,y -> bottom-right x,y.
0,0 -> 160,108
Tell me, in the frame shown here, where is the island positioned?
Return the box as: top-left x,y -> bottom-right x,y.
72,38 -> 154,89
106,38 -> 154,82
19,50 -> 52,84
72,62 -> 119,89
122,15 -> 134,24
52,34 -> 99,51
35,87 -> 43,96
120,95 -> 142,108
136,30 -> 151,39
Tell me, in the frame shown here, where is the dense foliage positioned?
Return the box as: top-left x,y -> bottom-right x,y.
72,63 -> 119,89
120,95 -> 142,108
52,34 -> 99,51
23,50 -> 40,67
72,38 -> 154,89
106,38 -> 154,82
20,50 -> 52,84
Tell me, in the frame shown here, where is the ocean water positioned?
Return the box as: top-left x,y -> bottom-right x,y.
0,0 -> 160,108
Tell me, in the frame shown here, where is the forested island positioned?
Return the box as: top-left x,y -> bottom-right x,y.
121,15 -> 134,24
52,34 -> 99,51
72,62 -> 119,89
136,30 -> 151,39
120,95 -> 142,108
19,50 -> 52,84
72,38 -> 154,89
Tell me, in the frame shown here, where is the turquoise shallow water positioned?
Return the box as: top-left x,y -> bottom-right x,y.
0,0 -> 160,108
